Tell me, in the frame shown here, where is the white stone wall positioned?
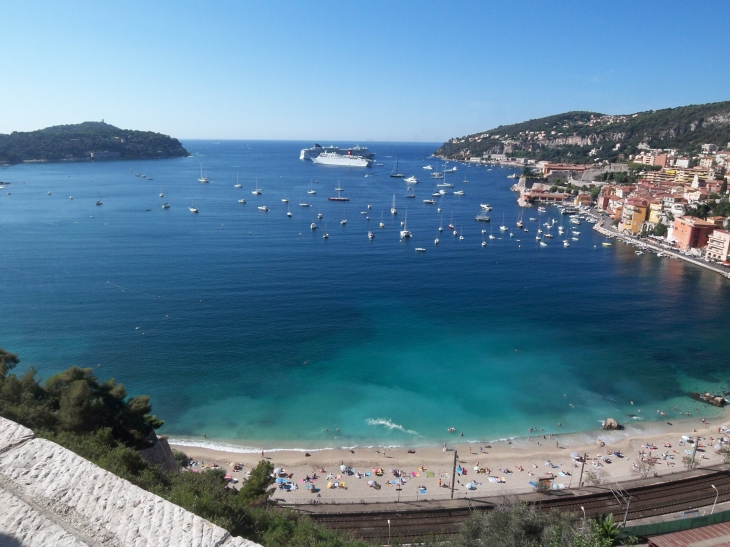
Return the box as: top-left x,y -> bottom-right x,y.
0,417 -> 260,547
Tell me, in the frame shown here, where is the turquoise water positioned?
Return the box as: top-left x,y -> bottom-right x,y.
1,141 -> 729,450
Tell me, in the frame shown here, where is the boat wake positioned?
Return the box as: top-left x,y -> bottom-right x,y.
366,418 -> 419,436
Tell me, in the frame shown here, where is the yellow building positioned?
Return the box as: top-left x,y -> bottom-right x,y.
619,198 -> 648,234
648,201 -> 663,224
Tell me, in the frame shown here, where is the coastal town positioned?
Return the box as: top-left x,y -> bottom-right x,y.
452,142 -> 730,269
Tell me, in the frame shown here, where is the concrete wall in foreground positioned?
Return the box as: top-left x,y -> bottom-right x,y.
0,417 -> 261,547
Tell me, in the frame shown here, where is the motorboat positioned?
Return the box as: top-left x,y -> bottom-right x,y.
311,222 -> 318,230
238,199 -> 246,204
258,206 -> 269,211
404,176 -> 418,184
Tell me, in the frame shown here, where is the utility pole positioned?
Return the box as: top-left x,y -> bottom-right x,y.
622,496 -> 632,526
578,453 -> 587,487
450,450 -> 458,499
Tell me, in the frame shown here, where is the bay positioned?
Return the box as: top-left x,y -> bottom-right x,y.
1,140 -> 729,450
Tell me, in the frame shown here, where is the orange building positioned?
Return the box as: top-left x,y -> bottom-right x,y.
672,216 -> 718,250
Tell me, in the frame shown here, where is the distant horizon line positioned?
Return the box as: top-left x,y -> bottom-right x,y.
177,138 -> 444,144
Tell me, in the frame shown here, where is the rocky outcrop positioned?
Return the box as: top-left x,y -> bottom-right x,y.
602,418 -> 619,430
689,392 -> 726,407
0,416 -> 260,547
138,434 -> 178,473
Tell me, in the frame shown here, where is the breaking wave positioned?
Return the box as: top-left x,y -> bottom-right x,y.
366,418 -> 419,436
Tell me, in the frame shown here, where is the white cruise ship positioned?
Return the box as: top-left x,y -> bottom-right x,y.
311,151 -> 373,167
300,144 -> 374,160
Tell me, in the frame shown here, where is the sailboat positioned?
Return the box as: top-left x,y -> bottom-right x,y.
308,180 -> 316,195
197,164 -> 209,183
499,213 -> 508,231
406,186 -> 416,198
391,194 -> 397,215
390,156 -> 404,178
516,209 -> 524,228
439,213 -> 444,232
252,178 -> 262,195
335,180 -> 343,192
379,211 -> 385,228
400,208 -> 412,238
287,203 -> 292,217
95,192 -> 103,206
234,173 -> 242,188
448,213 -> 454,230
189,196 -> 198,213
341,204 -> 347,225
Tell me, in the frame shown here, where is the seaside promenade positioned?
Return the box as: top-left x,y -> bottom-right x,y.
589,213 -> 730,279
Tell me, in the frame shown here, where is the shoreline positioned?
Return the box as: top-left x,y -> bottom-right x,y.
170,410 -> 730,504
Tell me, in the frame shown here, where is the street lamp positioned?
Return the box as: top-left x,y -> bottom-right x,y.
387,519 -> 391,546
581,506 -> 586,521
712,485 -> 719,515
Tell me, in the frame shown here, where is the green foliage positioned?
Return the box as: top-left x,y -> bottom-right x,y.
451,499 -> 614,547
238,459 -> 276,507
653,222 -> 668,237
436,100 -> 730,164
0,361 -> 163,449
0,121 -> 188,164
594,514 -> 621,546
173,449 -> 189,468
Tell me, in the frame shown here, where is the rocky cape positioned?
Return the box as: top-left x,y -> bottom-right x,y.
435,100 -> 730,165
0,121 -> 188,165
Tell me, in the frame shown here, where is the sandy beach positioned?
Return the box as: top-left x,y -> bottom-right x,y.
169,410 -> 730,504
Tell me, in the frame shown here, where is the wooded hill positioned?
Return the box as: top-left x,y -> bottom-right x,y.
435,100 -> 730,164
0,121 -> 188,164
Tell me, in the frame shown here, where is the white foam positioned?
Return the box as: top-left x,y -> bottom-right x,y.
167,438 -> 335,454
366,418 -> 419,436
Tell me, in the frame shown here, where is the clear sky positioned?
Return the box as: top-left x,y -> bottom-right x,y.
2,0 -> 728,142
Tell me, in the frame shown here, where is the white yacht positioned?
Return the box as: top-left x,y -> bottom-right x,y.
197,165 -> 209,183
400,209 -> 411,239
423,165 -> 433,170
404,176 -> 418,184
162,202 -> 170,209
238,199 -> 246,204
258,206 -> 269,211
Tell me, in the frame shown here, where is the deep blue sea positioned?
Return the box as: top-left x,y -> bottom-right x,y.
2,140 -> 730,450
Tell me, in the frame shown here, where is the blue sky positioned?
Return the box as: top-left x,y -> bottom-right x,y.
2,0 -> 728,142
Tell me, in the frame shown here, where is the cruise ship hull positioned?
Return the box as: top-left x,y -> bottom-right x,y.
312,153 -> 373,167
300,144 -> 374,160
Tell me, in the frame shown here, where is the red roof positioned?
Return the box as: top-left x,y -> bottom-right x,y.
648,521 -> 730,546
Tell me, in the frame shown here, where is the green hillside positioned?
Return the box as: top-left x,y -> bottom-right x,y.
0,121 -> 188,164
435,101 -> 730,164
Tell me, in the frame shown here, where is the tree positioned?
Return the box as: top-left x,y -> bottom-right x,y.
594,514 -> 622,546
653,222 -> 667,237
238,460 -> 275,507
451,499 -> 629,547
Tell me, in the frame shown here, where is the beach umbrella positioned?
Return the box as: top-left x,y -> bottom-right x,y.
570,452 -> 580,460
340,465 -> 347,472
367,480 -> 376,486
274,468 -> 282,474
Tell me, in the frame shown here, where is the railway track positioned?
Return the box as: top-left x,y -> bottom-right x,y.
291,468 -> 730,542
